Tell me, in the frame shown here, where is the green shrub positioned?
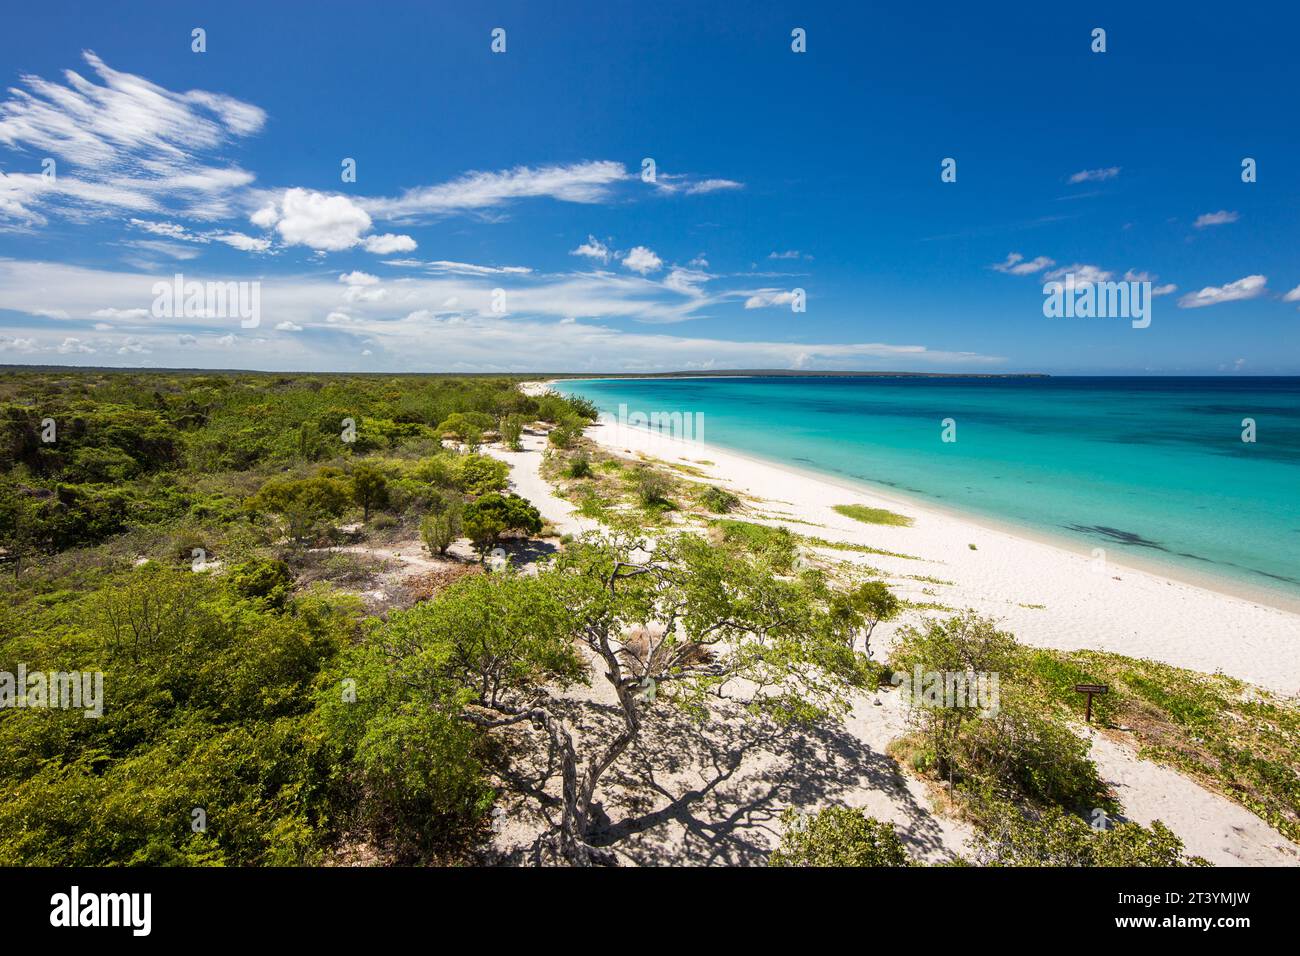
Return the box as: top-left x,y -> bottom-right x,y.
770,806 -> 912,867
698,485 -> 740,513
420,492 -> 464,556
565,450 -> 592,479
970,800 -> 1207,867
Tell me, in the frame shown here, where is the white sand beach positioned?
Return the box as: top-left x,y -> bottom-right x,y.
573,416 -> 1300,696
480,390 -> 1300,865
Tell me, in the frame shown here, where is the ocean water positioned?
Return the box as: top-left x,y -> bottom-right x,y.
560,376 -> 1300,606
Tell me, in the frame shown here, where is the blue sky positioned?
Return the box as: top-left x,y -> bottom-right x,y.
1,0 -> 1297,374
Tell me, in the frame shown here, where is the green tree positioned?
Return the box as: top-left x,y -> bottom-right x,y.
436,413 -> 484,450
828,580 -> 900,658
247,475 -> 350,544
374,531 -> 870,864
350,464 -> 390,522
420,491 -> 464,556
462,492 -> 542,558
500,414 -> 525,451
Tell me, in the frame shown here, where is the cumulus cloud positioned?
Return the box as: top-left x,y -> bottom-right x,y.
361,233 -> 417,254
0,337 -> 39,353
1194,210 -> 1239,228
1178,274 -> 1267,308
1283,284 -> 1300,304
56,337 -> 95,354
570,235 -> 611,263
275,321 -> 303,332
261,188 -> 372,251
621,246 -> 662,275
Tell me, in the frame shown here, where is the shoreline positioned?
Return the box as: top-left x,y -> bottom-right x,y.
544,378 -> 1300,618
525,380 -> 1300,693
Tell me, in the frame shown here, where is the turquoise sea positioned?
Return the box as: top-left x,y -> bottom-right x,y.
560,376 -> 1300,608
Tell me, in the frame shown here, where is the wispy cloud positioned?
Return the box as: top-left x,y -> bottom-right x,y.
360,161 -> 629,221
992,252 -> 1055,275
0,51 -> 264,224
1067,166 -> 1120,184
1194,210 -> 1239,229
0,259 -> 1002,372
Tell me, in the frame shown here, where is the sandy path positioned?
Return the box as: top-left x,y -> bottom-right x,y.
1087,730 -> 1300,866
483,431 -> 601,537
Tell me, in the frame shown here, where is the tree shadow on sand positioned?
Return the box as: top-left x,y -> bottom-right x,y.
481,695 -> 956,867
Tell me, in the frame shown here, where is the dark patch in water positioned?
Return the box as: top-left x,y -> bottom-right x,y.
1066,524 -> 1300,588
1067,525 -> 1168,551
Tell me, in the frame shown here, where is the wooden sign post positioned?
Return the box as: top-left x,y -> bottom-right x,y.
1073,683 -> 1109,723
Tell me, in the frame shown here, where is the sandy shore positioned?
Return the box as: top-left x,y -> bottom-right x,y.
484,392 -> 1300,865
562,413 -> 1300,696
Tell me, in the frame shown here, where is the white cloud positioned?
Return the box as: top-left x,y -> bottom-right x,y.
361,161 -> 628,220
250,202 -> 278,228
1194,210 -> 1239,229
993,252 -> 1055,276
1178,274 -> 1267,309
92,307 -> 150,320
664,267 -> 711,296
56,337 -> 95,354
275,321 -> 303,332
621,246 -> 662,275
1123,270 -> 1177,296
744,289 -> 797,309
1067,167 -> 1121,184
0,337 -> 39,353
0,259 -> 1005,372
570,235 -> 611,263
684,178 -> 743,195
1045,263 -> 1113,287
1282,284 -> 1300,304
338,271 -> 379,286
209,231 -> 271,252
0,52 -> 264,224
768,250 -> 811,261
426,260 -> 532,276
361,233 -> 417,254
651,173 -> 744,196
269,188 -> 372,251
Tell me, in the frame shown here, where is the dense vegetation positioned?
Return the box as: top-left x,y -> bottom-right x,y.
0,371 -> 594,864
